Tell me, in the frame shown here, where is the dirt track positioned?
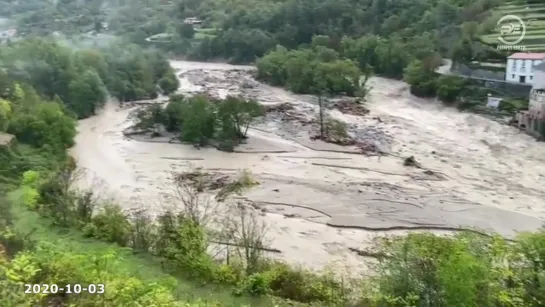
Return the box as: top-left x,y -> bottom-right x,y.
70,60 -> 545,274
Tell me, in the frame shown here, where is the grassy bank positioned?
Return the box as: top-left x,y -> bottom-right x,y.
6,189 -> 307,307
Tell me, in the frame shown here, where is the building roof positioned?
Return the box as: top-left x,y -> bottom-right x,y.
508,52 -> 545,60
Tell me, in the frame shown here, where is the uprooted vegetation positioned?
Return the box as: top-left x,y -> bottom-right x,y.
263,100 -> 383,155
173,168 -> 259,200
130,94 -> 264,151
328,99 -> 370,116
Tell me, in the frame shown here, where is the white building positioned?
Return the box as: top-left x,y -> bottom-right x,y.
505,53 -> 545,84
0,28 -> 17,43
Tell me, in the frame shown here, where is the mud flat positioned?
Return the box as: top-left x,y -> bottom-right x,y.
70,60 -> 545,274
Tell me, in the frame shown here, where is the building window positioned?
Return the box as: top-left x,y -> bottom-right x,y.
531,76 -> 534,80
512,61 -> 517,69
512,74 -> 515,78
522,61 -> 526,69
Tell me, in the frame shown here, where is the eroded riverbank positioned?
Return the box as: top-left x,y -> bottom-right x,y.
70,60 -> 545,274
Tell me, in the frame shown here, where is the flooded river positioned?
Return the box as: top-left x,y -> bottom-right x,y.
70,60 -> 545,273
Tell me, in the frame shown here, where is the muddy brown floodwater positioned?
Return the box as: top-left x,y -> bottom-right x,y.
70,60 -> 545,275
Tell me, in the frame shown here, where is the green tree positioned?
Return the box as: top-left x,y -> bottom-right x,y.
256,46 -> 290,86
0,99 -> 12,132
180,96 -> 216,146
404,58 -> 440,97
436,75 -> 466,103
163,95 -> 186,132
313,59 -> 361,96
8,101 -> 76,150
67,70 -> 107,119
159,70 -> 180,95
216,96 -> 263,140
177,23 -> 195,39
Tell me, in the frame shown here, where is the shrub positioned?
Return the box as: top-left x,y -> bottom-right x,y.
436,75 -> 466,103
89,204 -> 132,246
370,232 -> 527,307
180,96 -> 216,146
264,262 -> 344,304
235,271 -> 274,296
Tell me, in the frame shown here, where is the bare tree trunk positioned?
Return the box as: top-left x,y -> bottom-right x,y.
319,94 -> 324,139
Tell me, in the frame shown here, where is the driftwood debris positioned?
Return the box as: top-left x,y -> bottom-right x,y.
210,241 -> 282,254
330,100 -> 370,116
348,247 -> 388,259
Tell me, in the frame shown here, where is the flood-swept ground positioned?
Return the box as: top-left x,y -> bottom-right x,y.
70,60 -> 545,274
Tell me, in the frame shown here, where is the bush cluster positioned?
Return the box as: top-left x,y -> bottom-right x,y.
135,94 -> 263,151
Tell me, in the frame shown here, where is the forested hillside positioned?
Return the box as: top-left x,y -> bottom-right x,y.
0,0 -> 514,99
0,38 -> 177,118
186,0 -> 504,63
0,0 -> 507,62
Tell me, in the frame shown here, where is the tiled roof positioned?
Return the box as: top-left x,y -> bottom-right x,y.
508,52 -> 545,60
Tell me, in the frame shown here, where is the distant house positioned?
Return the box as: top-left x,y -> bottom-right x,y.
0,28 -> 17,43
514,62 -> 545,138
183,17 -> 202,26
0,132 -> 15,148
506,53 -> 545,84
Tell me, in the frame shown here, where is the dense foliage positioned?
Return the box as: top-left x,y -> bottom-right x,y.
183,0 -> 496,57
257,44 -> 363,96
0,38 -> 178,118
135,94 -> 263,151
4,0 -> 508,63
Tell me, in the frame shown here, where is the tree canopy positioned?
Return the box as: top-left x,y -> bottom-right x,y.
0,38 -> 178,118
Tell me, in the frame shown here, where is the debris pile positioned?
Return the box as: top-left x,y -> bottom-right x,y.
174,170 -> 231,191
264,102 -> 295,113
355,141 -> 381,154
310,133 -> 356,146
265,103 -> 315,125
352,126 -> 393,155
329,99 -> 370,116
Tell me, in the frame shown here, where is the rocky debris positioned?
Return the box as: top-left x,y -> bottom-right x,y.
264,103 -> 295,113
404,156 -> 422,168
356,141 -> 381,155
348,247 -> 387,259
284,213 -> 301,218
122,127 -> 149,137
310,133 -> 355,146
352,126 -> 393,154
329,99 -> 370,116
265,103 -> 315,126
180,69 -> 259,99
174,170 -> 231,191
